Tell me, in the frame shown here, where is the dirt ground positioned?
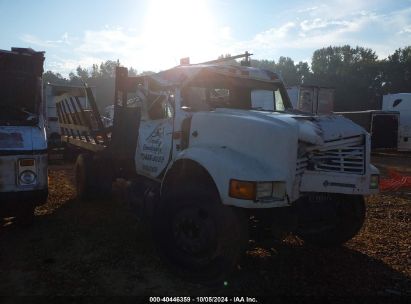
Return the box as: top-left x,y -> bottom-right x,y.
0,154 -> 410,297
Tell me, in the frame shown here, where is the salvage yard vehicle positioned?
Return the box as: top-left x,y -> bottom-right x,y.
382,93 -> 411,151
0,47 -> 48,223
44,83 -> 96,147
58,55 -> 380,281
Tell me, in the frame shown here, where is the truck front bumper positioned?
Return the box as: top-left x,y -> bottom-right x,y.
299,165 -> 379,196
0,188 -> 48,215
222,164 -> 379,209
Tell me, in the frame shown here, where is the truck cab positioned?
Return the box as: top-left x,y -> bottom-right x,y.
0,48 -> 48,222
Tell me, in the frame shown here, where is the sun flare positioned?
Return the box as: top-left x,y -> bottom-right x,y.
141,0 -> 217,66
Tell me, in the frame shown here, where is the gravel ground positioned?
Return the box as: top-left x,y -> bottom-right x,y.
0,156 -> 410,298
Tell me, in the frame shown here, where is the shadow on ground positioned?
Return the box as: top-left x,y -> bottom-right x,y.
1,194 -> 410,297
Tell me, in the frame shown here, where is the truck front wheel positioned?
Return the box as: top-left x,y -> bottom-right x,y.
153,184 -> 248,283
296,194 -> 366,248
74,154 -> 112,200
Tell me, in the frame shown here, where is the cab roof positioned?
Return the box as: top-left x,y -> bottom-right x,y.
146,64 -> 283,88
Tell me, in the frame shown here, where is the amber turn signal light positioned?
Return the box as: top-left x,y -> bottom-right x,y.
19,159 -> 35,167
229,179 -> 256,200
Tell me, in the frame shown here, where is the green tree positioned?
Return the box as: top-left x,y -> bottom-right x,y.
76,66 -> 89,81
43,70 -> 69,85
99,60 -> 120,78
295,61 -> 311,84
251,57 -> 302,86
383,46 -> 411,93
310,45 -> 380,111
91,64 -> 100,78
276,56 -> 298,86
250,59 -> 276,71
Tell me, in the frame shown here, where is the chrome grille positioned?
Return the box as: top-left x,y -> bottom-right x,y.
311,136 -> 365,174
296,136 -> 365,175
296,157 -> 308,175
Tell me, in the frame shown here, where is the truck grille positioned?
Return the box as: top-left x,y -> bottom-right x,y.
296,157 -> 308,175
297,136 -> 365,175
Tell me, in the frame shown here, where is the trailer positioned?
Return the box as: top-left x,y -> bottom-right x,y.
287,85 -> 401,151
58,55 -> 379,282
335,110 -> 400,150
382,93 -> 411,151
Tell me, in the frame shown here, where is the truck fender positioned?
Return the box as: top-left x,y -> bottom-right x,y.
161,146 -> 289,206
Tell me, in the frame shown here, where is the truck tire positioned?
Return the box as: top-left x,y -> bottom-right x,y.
74,154 -> 95,200
74,154 -> 112,200
153,183 -> 249,283
90,155 -> 113,199
296,194 -> 366,248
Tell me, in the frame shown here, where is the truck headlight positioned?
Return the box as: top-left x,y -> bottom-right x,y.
370,174 -> 379,189
229,180 -> 286,201
257,181 -> 286,201
19,170 -> 37,185
256,182 -> 272,198
272,182 -> 286,200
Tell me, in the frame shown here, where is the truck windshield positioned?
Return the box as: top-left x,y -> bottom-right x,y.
181,85 -> 287,112
0,72 -> 40,125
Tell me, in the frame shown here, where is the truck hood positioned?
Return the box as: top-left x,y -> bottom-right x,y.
0,126 -> 46,151
213,108 -> 365,145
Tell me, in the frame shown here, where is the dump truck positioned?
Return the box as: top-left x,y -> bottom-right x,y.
58,55 -> 380,281
0,47 -> 48,223
44,83 -> 96,147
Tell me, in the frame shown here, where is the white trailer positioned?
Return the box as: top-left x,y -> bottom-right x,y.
0,47 -> 48,223
382,93 -> 411,151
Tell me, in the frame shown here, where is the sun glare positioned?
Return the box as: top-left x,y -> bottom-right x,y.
141,0 -> 217,67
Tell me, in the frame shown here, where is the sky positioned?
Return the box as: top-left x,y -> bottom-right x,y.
1,0 -> 410,76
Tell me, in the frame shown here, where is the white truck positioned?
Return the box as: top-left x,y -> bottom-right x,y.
59,57 -> 379,281
382,93 -> 411,151
0,48 -> 48,223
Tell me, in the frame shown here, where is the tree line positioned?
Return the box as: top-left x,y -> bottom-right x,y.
43,45 -> 411,111
43,60 -> 155,111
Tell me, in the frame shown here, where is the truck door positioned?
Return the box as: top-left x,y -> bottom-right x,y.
135,93 -> 174,178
